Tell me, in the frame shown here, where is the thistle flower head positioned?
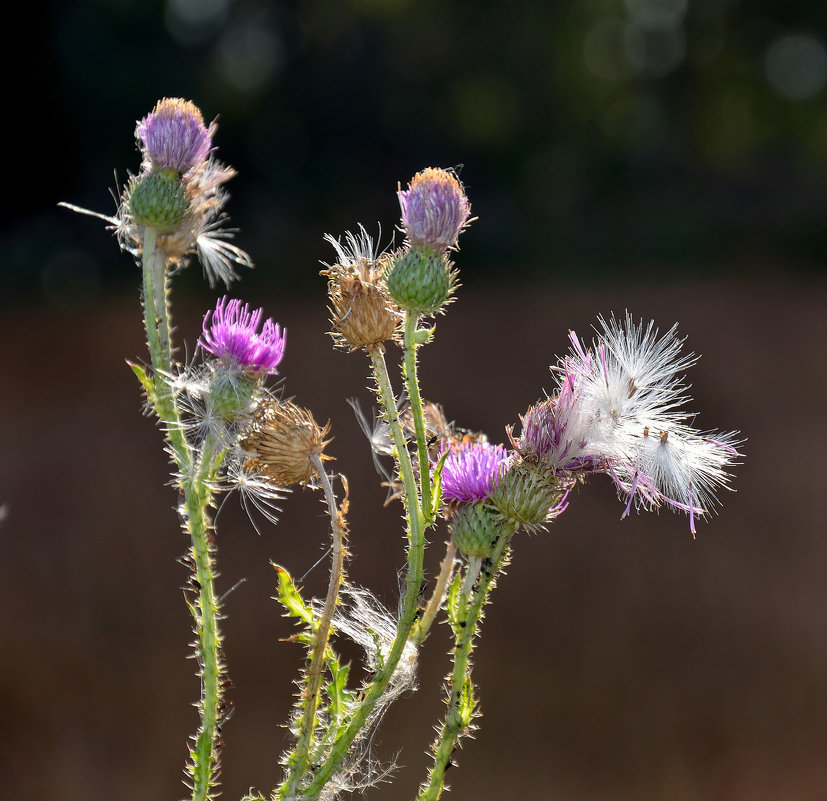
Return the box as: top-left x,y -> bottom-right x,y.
136,98 -> 213,174
240,400 -> 332,487
516,313 -> 742,532
200,296 -> 286,375
397,167 -> 471,251
321,226 -> 402,350
438,439 -> 510,506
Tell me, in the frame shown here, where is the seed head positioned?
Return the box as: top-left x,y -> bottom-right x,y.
322,228 -> 402,350
200,296 -> 286,375
397,167 -> 471,251
136,98 -> 213,174
240,401 -> 332,487
515,314 -> 742,532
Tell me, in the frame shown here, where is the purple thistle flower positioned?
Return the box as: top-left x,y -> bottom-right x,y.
398,167 -> 471,251
136,98 -> 213,174
200,296 -> 286,374
438,440 -> 510,506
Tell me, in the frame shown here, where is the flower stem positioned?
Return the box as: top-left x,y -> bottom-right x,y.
297,345 -> 426,800
186,440 -> 223,801
282,454 -> 347,799
418,522 -> 518,801
140,229 -> 223,801
403,313 -> 433,521
414,540 -> 457,645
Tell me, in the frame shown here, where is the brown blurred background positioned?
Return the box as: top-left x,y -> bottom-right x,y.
3,0 -> 827,799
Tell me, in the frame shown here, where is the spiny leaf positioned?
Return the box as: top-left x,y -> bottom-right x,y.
128,360 -> 156,402
274,565 -> 316,629
326,661 -> 355,725
429,446 -> 450,522
414,325 -> 435,345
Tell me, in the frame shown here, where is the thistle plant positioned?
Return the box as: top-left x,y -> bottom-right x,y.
63,98 -> 742,801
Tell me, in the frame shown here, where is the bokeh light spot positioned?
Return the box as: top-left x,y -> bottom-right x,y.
165,0 -> 229,46
624,0 -> 688,29
765,34 -> 827,101
216,20 -> 283,94
584,19 -> 630,82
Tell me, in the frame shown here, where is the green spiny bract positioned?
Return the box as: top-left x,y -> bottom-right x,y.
128,168 -> 190,232
489,458 -> 565,531
451,502 -> 504,557
386,245 -> 455,315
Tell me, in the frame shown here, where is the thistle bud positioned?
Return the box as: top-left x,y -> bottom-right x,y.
488,458 -> 565,531
386,246 -> 456,316
127,168 -> 190,232
397,167 -> 471,251
240,401 -> 332,487
450,502 -> 503,558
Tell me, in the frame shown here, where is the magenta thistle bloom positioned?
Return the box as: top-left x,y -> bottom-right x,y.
200,296 -> 286,374
398,167 -> 471,251
438,440 -> 510,505
136,98 -> 213,174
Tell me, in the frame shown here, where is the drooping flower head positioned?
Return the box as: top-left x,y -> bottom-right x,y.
136,98 -> 213,174
397,167 -> 471,251
200,296 -> 286,374
516,314 -> 741,533
240,400 -> 332,487
438,440 -> 510,506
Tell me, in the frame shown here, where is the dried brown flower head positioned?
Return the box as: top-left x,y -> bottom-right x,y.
240,400 -> 333,486
322,228 -> 402,351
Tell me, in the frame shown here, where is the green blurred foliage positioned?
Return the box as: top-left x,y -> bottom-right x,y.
6,0 -> 826,307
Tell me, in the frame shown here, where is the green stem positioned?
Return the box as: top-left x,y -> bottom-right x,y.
418,522 -> 518,801
297,345 -> 426,800
403,313 -> 433,521
282,454 -> 347,799
141,227 -> 163,371
186,440 -> 223,801
140,229 -> 223,801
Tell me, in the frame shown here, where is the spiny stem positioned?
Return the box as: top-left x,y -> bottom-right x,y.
298,346 -> 427,801
414,540 -> 457,645
152,238 -> 172,366
140,230 -> 223,801
282,454 -> 347,800
418,522 -> 518,801
141,227 -> 162,370
186,439 -> 223,801
403,313 -> 433,520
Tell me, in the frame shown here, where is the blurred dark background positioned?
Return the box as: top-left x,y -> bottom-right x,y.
2,1 -> 826,800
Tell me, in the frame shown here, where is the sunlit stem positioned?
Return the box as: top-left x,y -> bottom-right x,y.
414,540 -> 457,645
418,522 -> 518,801
403,312 -> 433,520
186,437 -> 223,801
298,345 -> 426,801
140,229 -> 223,801
282,454 -> 347,800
